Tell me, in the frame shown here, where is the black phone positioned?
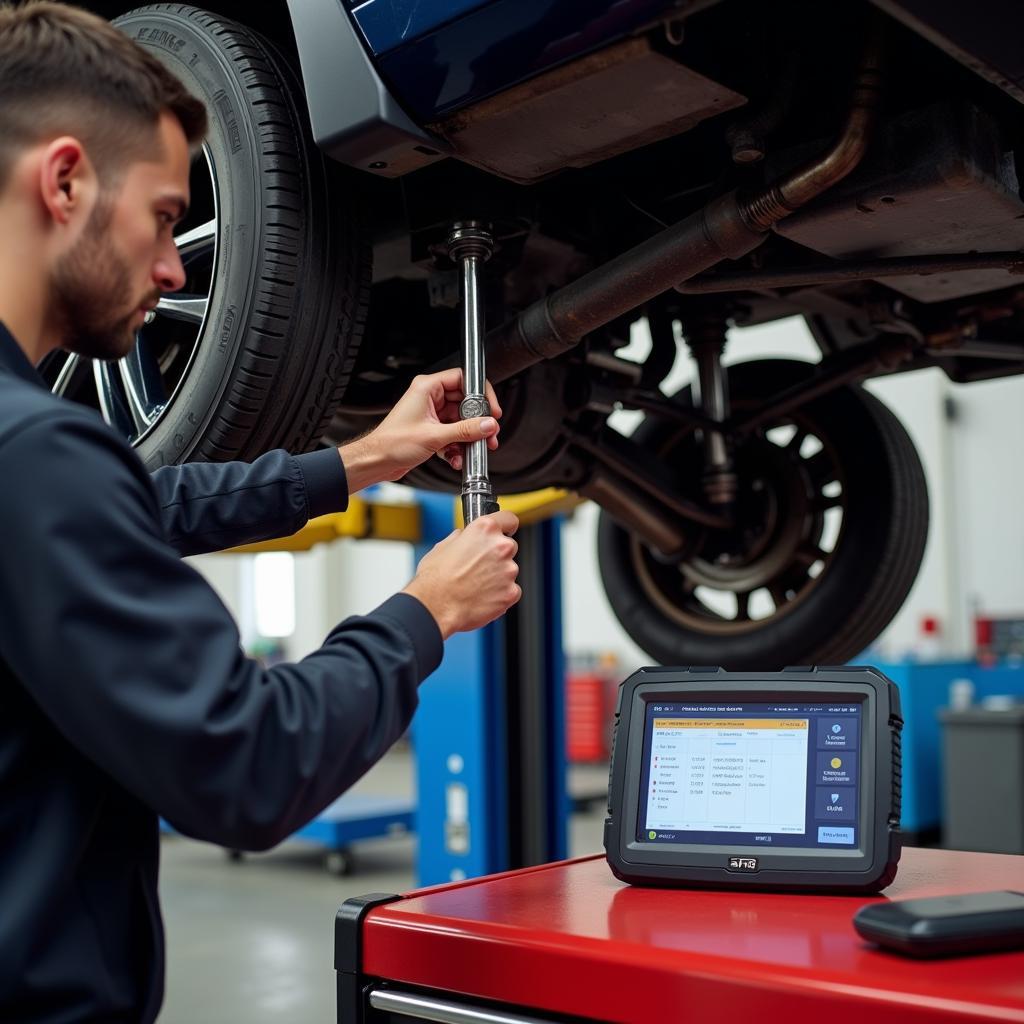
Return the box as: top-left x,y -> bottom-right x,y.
854,890 -> 1024,958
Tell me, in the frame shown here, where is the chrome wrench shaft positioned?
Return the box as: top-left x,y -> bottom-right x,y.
447,222 -> 498,524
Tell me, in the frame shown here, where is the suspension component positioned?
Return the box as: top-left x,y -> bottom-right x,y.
683,318 -> 737,506
447,222 -> 500,524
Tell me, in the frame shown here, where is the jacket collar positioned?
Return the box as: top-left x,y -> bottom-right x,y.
0,321 -> 47,389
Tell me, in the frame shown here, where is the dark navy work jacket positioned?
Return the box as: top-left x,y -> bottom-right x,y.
0,323 -> 442,1023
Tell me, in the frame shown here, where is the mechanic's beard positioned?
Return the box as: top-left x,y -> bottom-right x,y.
51,201 -> 145,362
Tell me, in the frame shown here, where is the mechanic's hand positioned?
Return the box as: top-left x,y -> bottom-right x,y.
338,369 -> 502,493
402,510 -> 521,639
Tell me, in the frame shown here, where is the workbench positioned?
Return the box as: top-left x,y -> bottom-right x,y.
337,846 -> 1024,1023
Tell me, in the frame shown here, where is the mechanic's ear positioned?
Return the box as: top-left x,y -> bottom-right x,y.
38,137 -> 95,226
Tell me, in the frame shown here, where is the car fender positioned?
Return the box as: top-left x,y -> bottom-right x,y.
283,0 -> 448,177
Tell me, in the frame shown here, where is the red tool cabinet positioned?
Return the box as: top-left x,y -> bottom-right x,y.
336,847 -> 1024,1023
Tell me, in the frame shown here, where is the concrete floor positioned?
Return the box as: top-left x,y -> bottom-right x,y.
157,747 -> 610,1023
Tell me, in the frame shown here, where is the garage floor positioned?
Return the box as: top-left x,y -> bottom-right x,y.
157,747 -> 610,1023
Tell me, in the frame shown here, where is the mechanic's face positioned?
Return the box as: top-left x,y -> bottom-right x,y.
52,112 -> 190,360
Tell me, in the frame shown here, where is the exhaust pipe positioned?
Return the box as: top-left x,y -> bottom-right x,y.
740,27 -> 884,230
486,24 -> 885,384
486,190 -> 764,383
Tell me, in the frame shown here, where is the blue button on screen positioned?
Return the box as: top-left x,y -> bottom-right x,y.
817,826 -> 855,844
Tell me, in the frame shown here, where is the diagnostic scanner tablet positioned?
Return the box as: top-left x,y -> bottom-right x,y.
604,666 -> 902,893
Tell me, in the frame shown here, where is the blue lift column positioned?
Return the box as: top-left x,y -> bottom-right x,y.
412,492 -> 568,885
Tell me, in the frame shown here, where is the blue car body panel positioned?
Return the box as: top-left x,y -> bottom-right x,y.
348,0 -> 493,55
351,0 -> 677,122
285,0 -> 446,177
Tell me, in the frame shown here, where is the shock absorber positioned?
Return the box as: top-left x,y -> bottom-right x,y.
683,317 -> 737,506
447,222 -> 499,524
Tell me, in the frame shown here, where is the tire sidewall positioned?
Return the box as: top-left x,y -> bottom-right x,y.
115,7 -> 261,469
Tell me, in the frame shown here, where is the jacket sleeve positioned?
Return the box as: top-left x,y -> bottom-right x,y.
0,413 -> 442,851
149,447 -> 348,556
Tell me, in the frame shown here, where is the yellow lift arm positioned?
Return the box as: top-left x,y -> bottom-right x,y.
226,489 -> 584,554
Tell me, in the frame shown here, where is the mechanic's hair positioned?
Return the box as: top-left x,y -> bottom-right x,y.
0,1 -> 207,192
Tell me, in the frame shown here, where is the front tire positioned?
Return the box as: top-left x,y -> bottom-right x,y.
70,4 -> 370,466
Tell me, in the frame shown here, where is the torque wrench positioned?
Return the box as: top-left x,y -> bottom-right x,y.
447,222 -> 499,524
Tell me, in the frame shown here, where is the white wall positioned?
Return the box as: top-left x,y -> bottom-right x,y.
946,374 -> 1024,630
188,502 -> 416,661
291,537 -> 415,657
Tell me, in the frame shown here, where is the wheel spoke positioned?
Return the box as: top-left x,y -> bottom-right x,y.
768,583 -> 789,609
815,492 -> 843,511
735,590 -> 752,621
794,542 -> 827,567
92,360 -> 134,437
52,352 -> 83,397
804,449 -> 836,488
175,217 -> 217,263
786,428 -> 808,453
118,338 -> 166,435
676,568 -> 698,594
156,294 -> 208,325
774,564 -> 813,601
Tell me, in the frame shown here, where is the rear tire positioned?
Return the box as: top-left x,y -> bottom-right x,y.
597,359 -> 929,669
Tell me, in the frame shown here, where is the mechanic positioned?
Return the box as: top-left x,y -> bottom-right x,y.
0,3 -> 521,1021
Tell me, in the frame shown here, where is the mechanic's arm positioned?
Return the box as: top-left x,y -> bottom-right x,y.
0,412 -> 518,851
151,370 -> 502,557
150,447 -> 347,557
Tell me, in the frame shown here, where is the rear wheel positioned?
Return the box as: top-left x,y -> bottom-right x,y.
44,4 -> 369,467
597,359 -> 929,669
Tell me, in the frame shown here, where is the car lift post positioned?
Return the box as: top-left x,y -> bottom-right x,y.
412,490 -> 571,884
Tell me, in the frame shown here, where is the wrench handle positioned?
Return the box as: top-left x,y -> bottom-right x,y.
449,224 -> 498,525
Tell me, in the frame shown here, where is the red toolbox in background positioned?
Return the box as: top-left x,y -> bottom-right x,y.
566,654 -> 621,763
336,846 -> 1024,1023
